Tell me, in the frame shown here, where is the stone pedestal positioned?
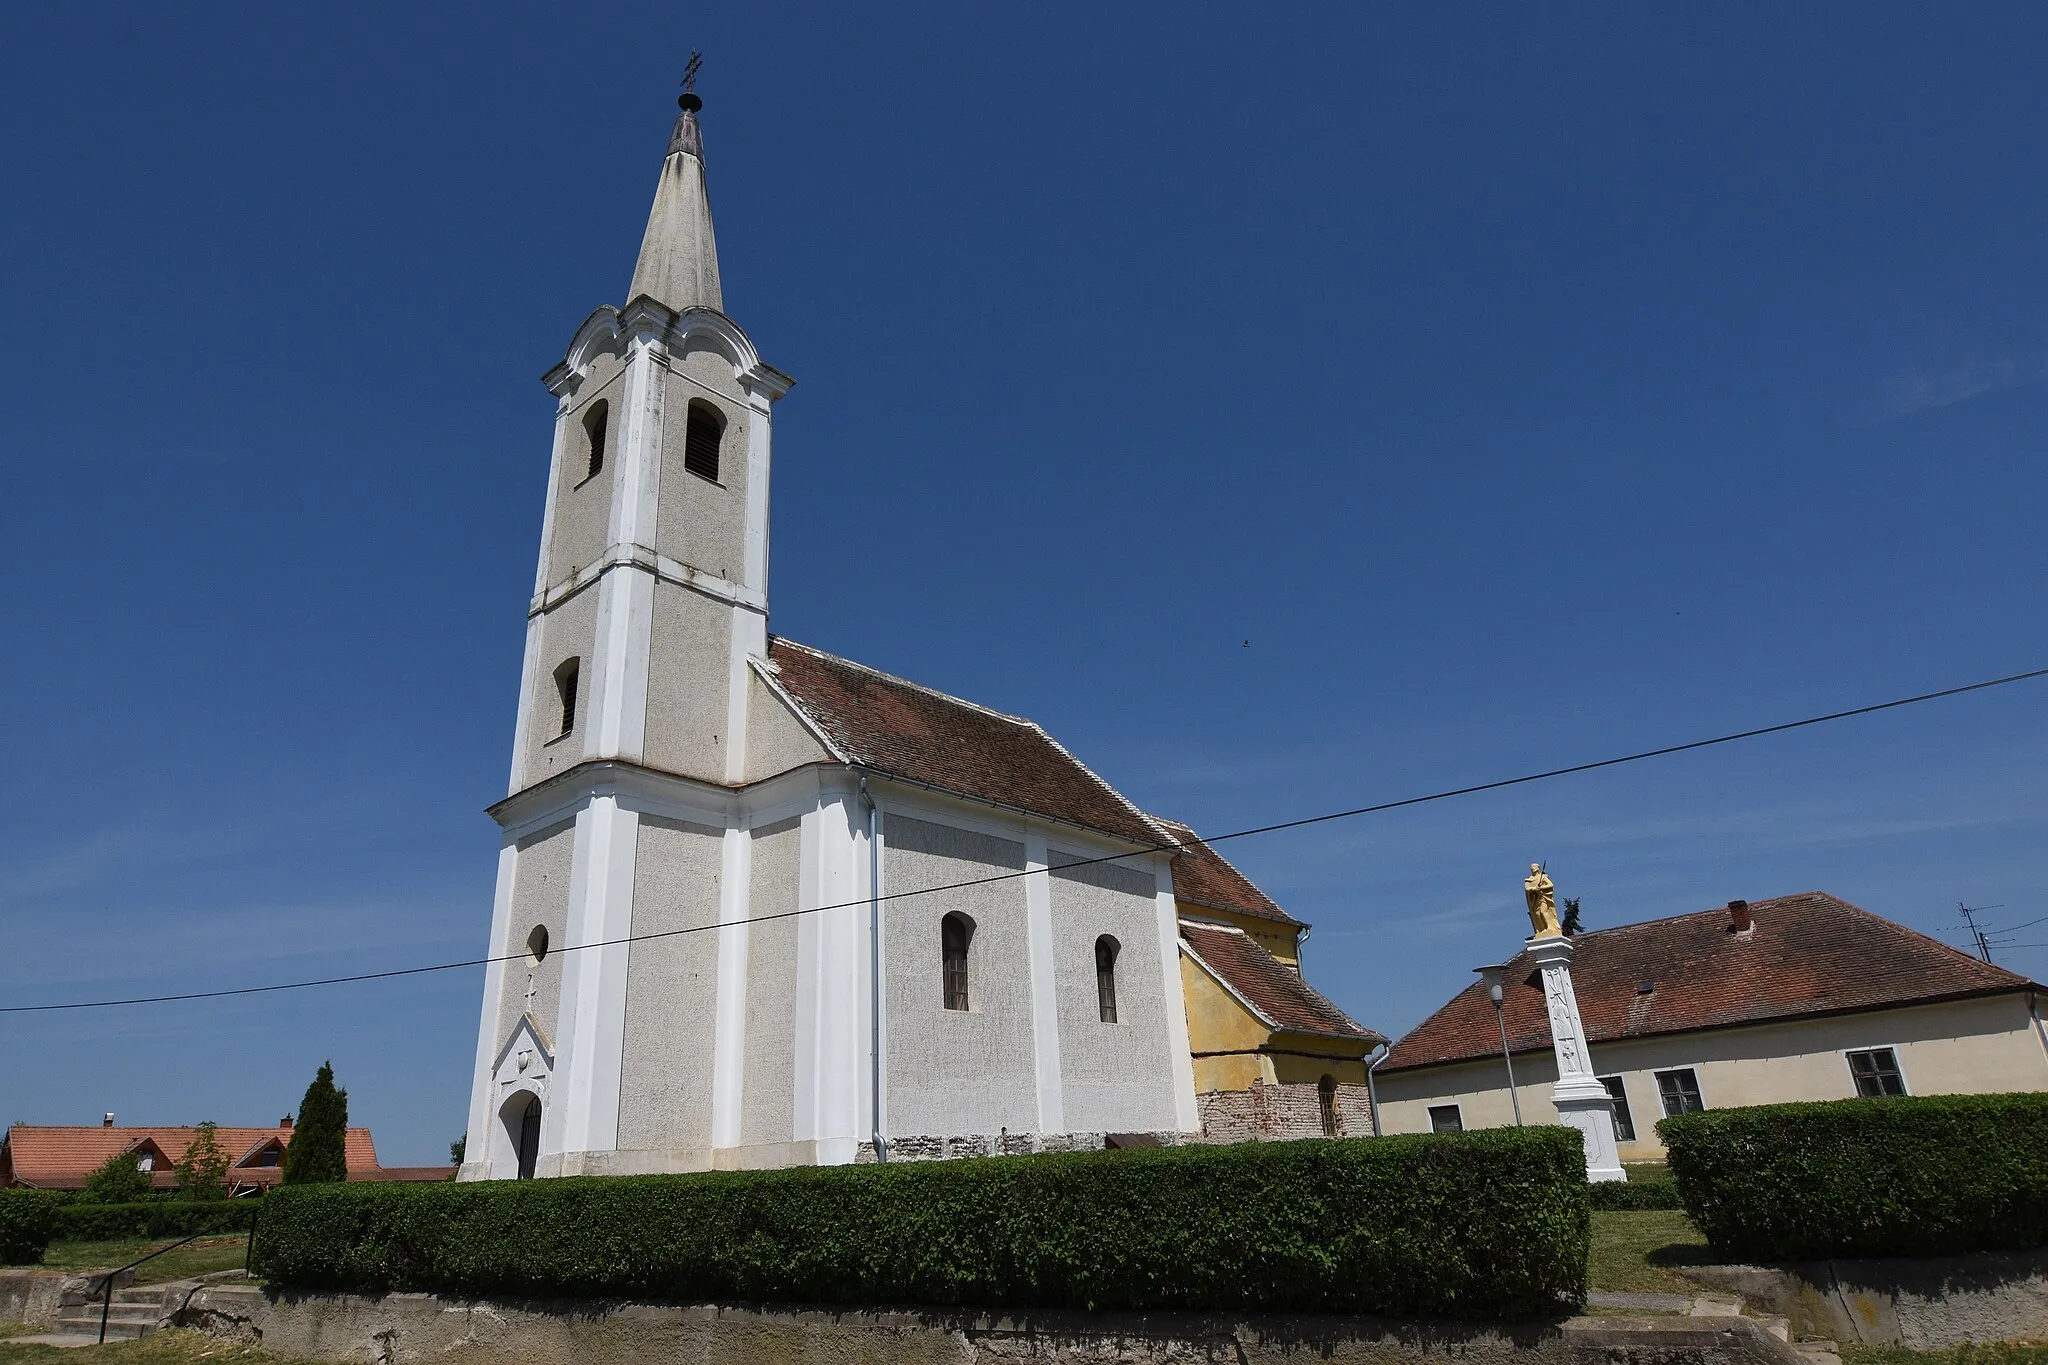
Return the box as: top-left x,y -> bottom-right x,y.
1524,934 -> 1625,1182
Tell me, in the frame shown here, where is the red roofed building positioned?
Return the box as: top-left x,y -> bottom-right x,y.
0,1119 -> 448,1191
1376,893 -> 2048,1160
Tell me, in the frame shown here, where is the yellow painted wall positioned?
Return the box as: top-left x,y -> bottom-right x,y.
1376,993 -> 2048,1158
1180,952 -> 1274,1090
1267,1032 -> 1372,1086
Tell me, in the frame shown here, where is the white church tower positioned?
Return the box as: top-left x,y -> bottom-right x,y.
461,79 -> 1199,1181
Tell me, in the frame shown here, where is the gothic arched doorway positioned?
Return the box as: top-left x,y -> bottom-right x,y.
513,1094 -> 542,1180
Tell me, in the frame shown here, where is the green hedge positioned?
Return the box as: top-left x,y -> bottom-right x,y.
253,1128 -> 1589,1317
1587,1176 -> 1683,1211
54,1200 -> 257,1241
0,1191 -> 65,1265
1660,1092 -> 2048,1262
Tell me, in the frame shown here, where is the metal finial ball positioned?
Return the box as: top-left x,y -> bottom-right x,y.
679,92 -> 703,113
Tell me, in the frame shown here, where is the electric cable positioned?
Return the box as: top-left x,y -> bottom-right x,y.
5,663 -> 2045,1014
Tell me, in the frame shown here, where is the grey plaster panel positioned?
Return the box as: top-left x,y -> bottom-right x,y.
522,586 -> 600,790
1050,853 -> 1177,1133
743,668 -> 828,781
882,816 -> 1038,1137
642,580 -> 732,782
498,820 -> 576,1061
654,365 -> 748,580
740,817 -> 801,1147
546,357 -> 625,588
616,816 -> 724,1152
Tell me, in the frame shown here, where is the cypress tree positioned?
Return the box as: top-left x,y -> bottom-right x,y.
282,1061 -> 350,1185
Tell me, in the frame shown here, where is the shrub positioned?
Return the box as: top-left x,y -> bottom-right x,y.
54,1200 -> 257,1241
1587,1176 -> 1683,1211
253,1128 -> 1589,1317
175,1122 -> 230,1201
83,1152 -> 156,1205
1660,1092 -> 2048,1262
284,1063 -> 349,1185
0,1191 -> 65,1265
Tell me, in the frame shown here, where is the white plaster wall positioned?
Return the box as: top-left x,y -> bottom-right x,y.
521,586 -> 601,789
1048,852 -> 1180,1133
1378,994 -> 2048,1158
497,820 -> 577,1059
642,580 -> 734,782
546,358 -> 626,586
882,815 -> 1038,1137
742,671 -> 828,782
741,817 -> 802,1147
655,359 -> 749,581
616,815 -> 725,1153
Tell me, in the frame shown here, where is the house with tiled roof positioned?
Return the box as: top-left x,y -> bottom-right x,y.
0,1117 -> 446,1192
458,87 -> 1384,1180
1376,893 -> 2048,1160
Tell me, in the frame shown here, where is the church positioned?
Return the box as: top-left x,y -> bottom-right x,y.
458,85 -> 1378,1180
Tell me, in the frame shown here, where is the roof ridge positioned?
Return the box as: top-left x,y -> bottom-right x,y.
1142,811 -> 1291,916
770,636 -> 1037,727
1026,722 -> 1180,850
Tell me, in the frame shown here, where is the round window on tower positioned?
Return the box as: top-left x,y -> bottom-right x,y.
526,925 -> 550,964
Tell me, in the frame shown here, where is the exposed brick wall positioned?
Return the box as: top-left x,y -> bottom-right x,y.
1193,1080 -> 1374,1143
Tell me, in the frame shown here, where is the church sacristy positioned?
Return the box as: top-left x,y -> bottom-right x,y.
459,86 -> 1381,1180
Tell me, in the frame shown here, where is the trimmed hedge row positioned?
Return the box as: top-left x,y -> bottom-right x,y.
253,1128 -> 1590,1317
55,1200 -> 256,1241
1586,1177 -> 1683,1211
1660,1092 -> 2048,1262
0,1191 -> 65,1265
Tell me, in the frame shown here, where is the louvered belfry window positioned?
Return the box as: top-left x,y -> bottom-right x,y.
1095,935 -> 1120,1023
942,914 -> 972,1011
582,401 -> 608,480
684,400 -> 724,482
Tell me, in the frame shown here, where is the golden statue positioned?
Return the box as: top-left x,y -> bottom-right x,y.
1524,863 -> 1562,938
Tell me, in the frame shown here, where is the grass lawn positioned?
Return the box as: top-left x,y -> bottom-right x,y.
1588,1209 -> 1719,1293
0,1328 -> 298,1365
33,1237 -> 248,1285
1841,1348 -> 2048,1365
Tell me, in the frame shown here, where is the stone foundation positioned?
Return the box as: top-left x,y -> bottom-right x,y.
855,1131 -> 1185,1163
176,1283 -> 1812,1365
1194,1080 -> 1374,1142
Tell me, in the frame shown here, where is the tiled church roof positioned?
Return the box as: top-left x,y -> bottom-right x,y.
1181,922 -> 1381,1042
765,638 -> 1163,845
1382,892 -> 2040,1073
1150,817 -> 1299,926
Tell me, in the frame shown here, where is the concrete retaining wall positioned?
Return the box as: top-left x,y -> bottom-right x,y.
0,1269 -> 131,1328
1680,1248 -> 2048,1348
177,1284 -> 1810,1365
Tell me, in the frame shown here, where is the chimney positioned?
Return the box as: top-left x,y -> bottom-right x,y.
281,1116 -> 294,1129
1728,899 -> 1753,933
103,1114 -> 115,1127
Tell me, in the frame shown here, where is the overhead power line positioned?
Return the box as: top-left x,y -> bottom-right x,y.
5,663 -> 2046,1015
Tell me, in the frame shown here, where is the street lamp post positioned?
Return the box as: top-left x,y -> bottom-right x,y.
1474,964 -> 1523,1126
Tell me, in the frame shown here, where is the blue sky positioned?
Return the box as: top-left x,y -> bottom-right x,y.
3,4 -> 2045,1165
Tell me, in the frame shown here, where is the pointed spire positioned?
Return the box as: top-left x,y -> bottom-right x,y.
628,60 -> 722,313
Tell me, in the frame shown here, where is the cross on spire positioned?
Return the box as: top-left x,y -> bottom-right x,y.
679,51 -> 703,111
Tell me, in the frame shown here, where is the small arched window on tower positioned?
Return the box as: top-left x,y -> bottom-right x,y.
684,399 -> 724,483
581,401 -> 608,482
1318,1074 -> 1339,1137
1095,935 -> 1120,1023
553,659 -> 579,738
941,913 -> 973,1011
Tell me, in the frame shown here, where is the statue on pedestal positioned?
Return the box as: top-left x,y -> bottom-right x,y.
1524,863 -> 1562,939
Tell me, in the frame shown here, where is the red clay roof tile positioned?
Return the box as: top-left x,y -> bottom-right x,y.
1181,921 -> 1382,1042
1150,817 -> 1300,926
1382,892 -> 2040,1073
1,1125 -> 379,1190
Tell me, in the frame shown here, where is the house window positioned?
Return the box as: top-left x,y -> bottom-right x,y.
514,1095 -> 542,1180
942,913 -> 972,1011
1656,1068 -> 1705,1117
1847,1047 -> 1907,1097
1428,1104 -> 1464,1134
684,400 -> 724,483
581,401 -> 608,481
1318,1074 -> 1339,1137
249,1145 -> 281,1168
136,1153 -> 155,1172
553,659 -> 579,738
1095,935 -> 1119,1022
1600,1076 -> 1637,1142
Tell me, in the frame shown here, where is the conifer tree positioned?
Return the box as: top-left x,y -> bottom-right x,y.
282,1061 -> 350,1184
175,1122 -> 229,1201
